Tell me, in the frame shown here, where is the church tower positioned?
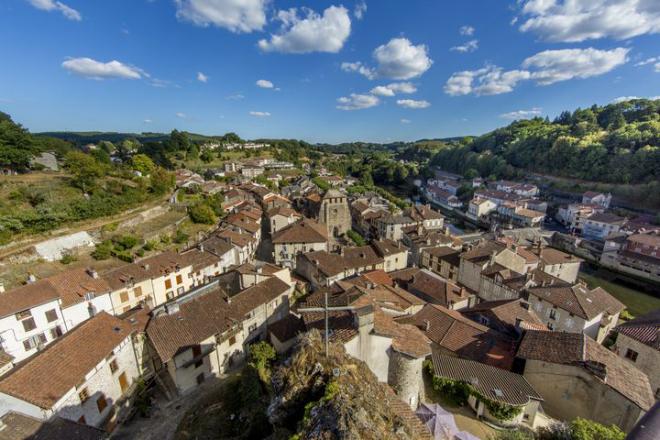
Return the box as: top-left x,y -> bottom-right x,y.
318,189 -> 351,238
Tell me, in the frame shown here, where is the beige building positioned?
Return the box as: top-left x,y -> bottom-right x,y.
517,331 -> 654,432
267,207 -> 302,233
420,246 -> 461,281
527,283 -> 624,342
613,310 -> 660,398
272,218 -> 329,269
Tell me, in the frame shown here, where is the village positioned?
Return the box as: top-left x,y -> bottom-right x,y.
0,148 -> 656,440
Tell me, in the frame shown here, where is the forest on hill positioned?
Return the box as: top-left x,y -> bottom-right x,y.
428,98 -> 659,185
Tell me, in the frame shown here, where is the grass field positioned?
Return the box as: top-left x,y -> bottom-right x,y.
579,272 -> 660,317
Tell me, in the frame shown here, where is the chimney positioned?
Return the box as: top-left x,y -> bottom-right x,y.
87,268 -> 99,279
143,263 -> 150,271
27,274 -> 37,284
198,243 -> 204,253
256,267 -> 262,274
423,320 -> 430,332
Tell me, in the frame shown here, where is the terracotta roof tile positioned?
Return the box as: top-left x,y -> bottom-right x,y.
527,283 -> 624,320
272,219 -> 328,244
615,309 -> 660,350
0,312 -> 132,409
0,280 -> 60,319
0,412 -> 107,440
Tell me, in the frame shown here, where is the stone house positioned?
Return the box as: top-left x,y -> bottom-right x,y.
398,304 -> 516,370
516,331 -> 654,432
267,207 -> 302,234
223,212 -> 261,241
402,226 -> 461,266
405,204 -> 444,231
461,299 -> 545,339
556,203 -> 604,231
526,283 -> 624,342
613,310 -> 660,397
601,232 -> 660,284
529,245 -> 582,283
262,194 -> 292,211
467,198 -> 497,221
272,218 -> 329,269
296,245 -> 385,289
377,214 -> 415,241
371,239 -> 409,272
146,276 -> 293,394
0,313 -> 139,430
430,352 -> 543,428
216,229 -> 258,264
133,252 -> 194,306
420,246 -> 461,281
390,268 -> 474,310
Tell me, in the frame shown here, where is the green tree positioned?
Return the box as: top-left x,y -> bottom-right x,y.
570,418 -> 624,440
64,151 -> 105,191
149,167 -> 174,195
188,202 -> 217,224
131,154 -> 156,175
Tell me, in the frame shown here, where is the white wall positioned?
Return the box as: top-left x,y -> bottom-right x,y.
62,294 -> 114,330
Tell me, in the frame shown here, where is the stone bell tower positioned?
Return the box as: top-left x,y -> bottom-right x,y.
318,189 -> 351,239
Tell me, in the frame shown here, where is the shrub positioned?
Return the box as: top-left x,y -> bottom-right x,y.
60,252 -> 77,265
173,230 -> 189,244
92,241 -> 112,260
346,229 -> 366,246
113,234 -> 139,250
188,202 -> 217,224
570,418 -> 624,440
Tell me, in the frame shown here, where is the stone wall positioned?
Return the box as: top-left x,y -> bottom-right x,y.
388,352 -> 424,409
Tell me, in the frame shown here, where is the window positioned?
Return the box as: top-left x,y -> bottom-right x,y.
625,349 -> 639,362
165,279 -> 172,289
21,318 -> 37,332
96,395 -> 108,413
166,291 -> 175,300
134,286 -> 143,297
549,309 -> 558,320
177,287 -> 184,295
78,387 -> 89,403
15,310 -> 32,320
120,291 -> 129,303
192,345 -> 202,357
45,309 -> 58,323
229,336 -> 236,346
109,359 -> 118,373
49,326 -> 63,339
176,275 -> 183,285
248,323 -> 257,333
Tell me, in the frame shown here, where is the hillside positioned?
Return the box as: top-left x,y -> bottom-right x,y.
429,98 -> 659,185
36,131 -> 224,145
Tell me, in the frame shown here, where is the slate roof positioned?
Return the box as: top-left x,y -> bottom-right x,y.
615,309 -> 660,350
0,412 -> 107,440
0,313 -> 132,409
272,219 -> 328,244
431,352 -> 541,406
517,331 -> 654,411
527,283 -> 625,320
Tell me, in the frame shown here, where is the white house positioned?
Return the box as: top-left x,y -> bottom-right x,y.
272,219 -> 329,269
582,191 -> 612,209
582,213 -> 626,240
0,312 -> 139,430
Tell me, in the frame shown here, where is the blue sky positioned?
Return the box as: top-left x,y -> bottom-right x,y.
1,0 -> 659,143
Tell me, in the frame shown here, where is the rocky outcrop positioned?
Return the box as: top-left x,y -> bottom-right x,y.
268,331 -> 432,440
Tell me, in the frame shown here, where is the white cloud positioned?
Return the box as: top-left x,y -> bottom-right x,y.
176,112 -> 187,119
500,108 -> 543,119
444,47 -> 628,96
450,39 -> 478,53
635,56 -> 659,66
256,79 -> 274,88
336,93 -> 380,110
522,47 -> 630,85
175,0 -> 267,33
226,93 -> 245,100
27,0 -> 81,21
354,1 -> 367,20
400,118 -> 411,124
656,62 -> 660,73
396,99 -> 430,109
370,82 -> 417,96
249,111 -> 271,117
341,61 -> 376,79
516,0 -> 660,42
62,57 -> 144,80
144,119 -> 153,123
258,6 -> 351,54
611,95 -> 660,103
373,38 -> 433,79
459,25 -> 475,36
197,72 -> 208,82
444,66 -> 530,96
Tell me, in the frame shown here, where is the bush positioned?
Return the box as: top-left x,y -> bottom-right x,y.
570,418 -> 624,440
173,230 -> 189,244
490,430 -> 534,440
60,252 -> 77,265
188,202 -> 217,224
346,229 -> 366,246
113,234 -> 139,250
92,241 -> 112,260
